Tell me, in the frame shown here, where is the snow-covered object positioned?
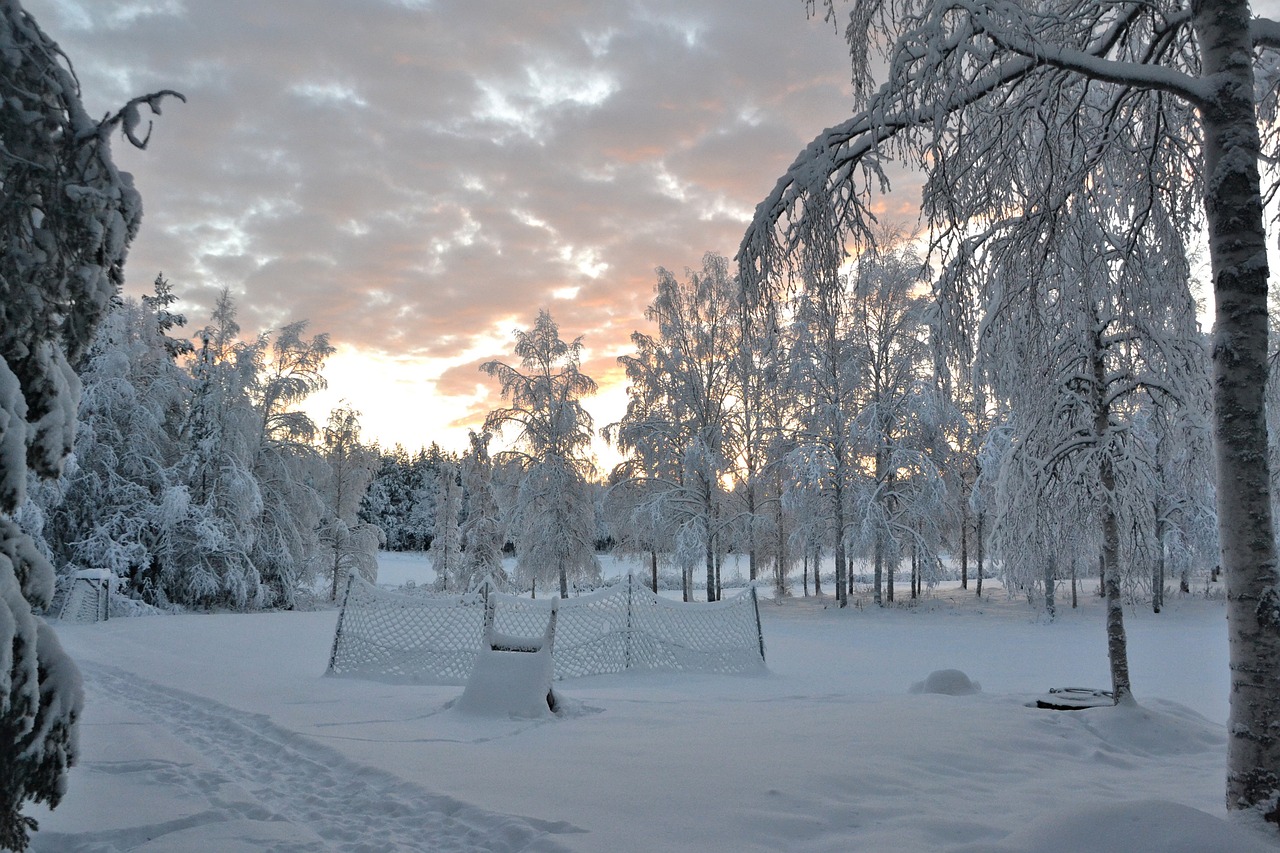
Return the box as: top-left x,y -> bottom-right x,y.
57,573 -> 112,624
328,573 -> 765,684
454,602 -> 558,718
481,310 -> 600,598
452,646 -> 557,718
328,576 -> 486,684
910,669 -> 981,696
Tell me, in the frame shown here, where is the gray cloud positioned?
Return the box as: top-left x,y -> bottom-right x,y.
25,0 -> 881,449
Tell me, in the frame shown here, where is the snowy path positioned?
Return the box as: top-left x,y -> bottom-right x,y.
33,663 -> 575,853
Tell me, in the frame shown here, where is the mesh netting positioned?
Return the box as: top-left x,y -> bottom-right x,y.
59,577 -> 110,623
326,576 -> 486,684
327,574 -> 765,684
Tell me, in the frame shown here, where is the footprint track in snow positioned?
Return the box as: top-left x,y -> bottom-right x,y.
74,663 -> 578,852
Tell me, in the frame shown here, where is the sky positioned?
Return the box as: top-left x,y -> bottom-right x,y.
22,0 -> 917,461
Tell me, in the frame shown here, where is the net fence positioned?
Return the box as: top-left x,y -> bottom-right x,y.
327,573 -> 765,684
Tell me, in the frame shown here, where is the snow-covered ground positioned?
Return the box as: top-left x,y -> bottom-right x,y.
27,560 -> 1279,853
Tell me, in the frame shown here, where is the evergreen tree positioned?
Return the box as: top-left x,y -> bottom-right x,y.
0,2 -> 179,846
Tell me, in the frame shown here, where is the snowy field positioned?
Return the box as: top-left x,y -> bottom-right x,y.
26,554 -> 1280,853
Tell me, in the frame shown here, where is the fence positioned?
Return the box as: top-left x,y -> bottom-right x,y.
327,573 -> 765,684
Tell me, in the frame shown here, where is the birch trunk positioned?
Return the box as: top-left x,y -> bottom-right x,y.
1092,323 -> 1132,703
1193,0 -> 1280,820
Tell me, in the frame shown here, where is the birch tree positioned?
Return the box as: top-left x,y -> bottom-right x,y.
847,242 -> 947,606
740,0 -> 1280,819
786,268 -> 863,606
611,255 -> 740,601
482,310 -> 599,598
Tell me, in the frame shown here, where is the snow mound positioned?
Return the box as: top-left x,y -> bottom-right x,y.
910,669 -> 981,695
1056,700 -> 1226,758
452,646 -> 558,718
952,799 -> 1276,853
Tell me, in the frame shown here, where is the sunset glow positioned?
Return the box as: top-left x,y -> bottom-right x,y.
26,0 -> 864,461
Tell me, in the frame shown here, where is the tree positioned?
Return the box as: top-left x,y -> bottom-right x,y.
0,1 -> 180,846
846,241 -> 948,606
611,255 -> 740,601
740,0 -> 1280,820
172,296 -> 266,608
430,460 -> 463,590
318,405 -> 380,601
786,263 -> 864,606
458,431 -> 507,592
481,310 -> 599,598
360,445 -> 422,551
250,323 -> 333,606
37,279 -> 191,595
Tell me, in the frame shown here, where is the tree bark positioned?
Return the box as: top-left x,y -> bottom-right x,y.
873,539 -> 883,606
1192,0 -> 1280,820
975,511 -> 984,597
833,479 -> 848,607
1092,323 -> 1132,703
1154,513 -> 1166,615
1044,553 -> 1056,622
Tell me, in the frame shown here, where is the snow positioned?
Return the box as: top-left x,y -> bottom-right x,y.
26,578 -> 1280,853
910,668 -> 981,695
454,646 -> 557,718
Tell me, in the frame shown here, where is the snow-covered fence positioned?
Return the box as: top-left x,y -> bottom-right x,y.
326,576 -> 487,683
58,569 -> 113,623
327,573 -> 765,684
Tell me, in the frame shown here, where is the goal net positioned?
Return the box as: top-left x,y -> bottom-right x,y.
327,573 -> 765,684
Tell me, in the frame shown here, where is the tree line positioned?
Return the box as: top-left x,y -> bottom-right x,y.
355,239 -> 1216,625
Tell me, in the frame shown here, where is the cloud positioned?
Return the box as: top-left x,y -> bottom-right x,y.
25,0 -> 882,454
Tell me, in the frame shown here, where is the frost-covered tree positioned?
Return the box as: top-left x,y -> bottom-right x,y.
603,469 -> 675,594
844,242 -> 948,606
318,405 -> 380,601
786,265 -> 866,606
458,431 -> 507,592
171,297 -> 265,608
39,279 -> 191,593
1136,398 -> 1216,610
740,0 -> 1280,818
360,445 -> 421,551
611,256 -> 739,601
0,1 -> 180,846
244,319 -> 333,605
974,198 -> 1203,698
482,310 -> 599,598
430,460 -> 463,591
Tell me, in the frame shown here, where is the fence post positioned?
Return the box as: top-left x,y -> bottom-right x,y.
750,584 -> 765,663
625,573 -> 634,671
327,571 -> 358,673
